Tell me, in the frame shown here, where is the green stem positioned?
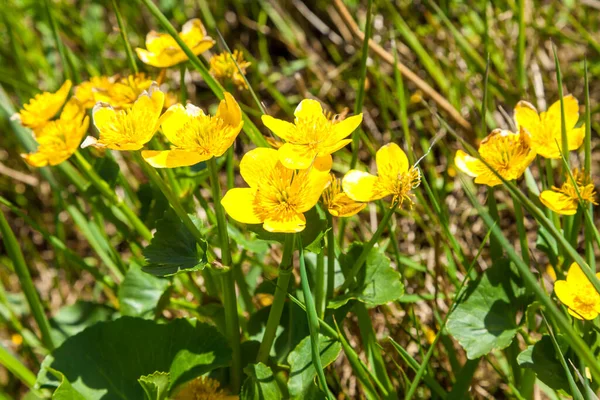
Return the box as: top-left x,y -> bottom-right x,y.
516,0 -> 526,93
0,209 -> 55,351
326,213 -> 336,301
256,234 -> 295,364
180,64 -> 187,103
487,187 -> 502,260
207,157 -> 241,393
111,0 -> 138,74
43,0 -> 71,81
0,343 -> 36,389
298,239 -> 332,399
338,203 -> 398,293
583,60 -> 595,271
315,239 -> 326,319
510,189 -> 530,265
74,152 -> 152,242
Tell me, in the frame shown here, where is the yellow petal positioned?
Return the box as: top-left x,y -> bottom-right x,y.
566,307 -> 586,320
294,166 -> 331,212
454,150 -> 483,178
180,19 -> 215,55
278,143 -> 318,170
568,125 -> 585,152
554,280 -> 575,309
545,95 -> 580,131
566,262 -> 589,285
328,193 -> 367,217
240,147 -> 280,188
142,149 -> 211,168
539,190 -> 577,215
216,92 -> 242,128
294,99 -> 323,120
261,115 -> 297,142
514,100 -> 539,134
376,143 -> 409,180
263,211 -> 306,233
135,48 -> 159,67
160,103 -> 199,146
319,138 -> 352,157
342,170 -> 382,202
22,152 -> 49,167
327,114 -> 363,144
221,188 -> 262,224
313,155 -> 333,172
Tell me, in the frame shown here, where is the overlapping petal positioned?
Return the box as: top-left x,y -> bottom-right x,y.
15,80 -> 72,131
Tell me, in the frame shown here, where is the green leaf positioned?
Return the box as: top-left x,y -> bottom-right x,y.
138,372 -> 170,400
227,225 -> 269,255
119,264 -> 170,318
536,226 -> 559,267
329,243 -> 404,309
241,363 -> 282,400
287,334 -> 341,399
247,207 -> 326,253
37,317 -> 231,399
47,368 -> 86,400
49,301 -> 115,347
447,258 -> 528,359
517,335 -> 570,393
143,210 -> 209,276
138,183 -> 169,230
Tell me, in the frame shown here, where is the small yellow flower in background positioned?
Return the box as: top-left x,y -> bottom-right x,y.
136,19 -> 215,68
262,99 -> 363,170
454,128 -> 536,187
173,376 -> 237,400
142,92 -> 243,168
221,148 -> 331,233
95,73 -> 154,109
539,168 -> 597,215
13,80 -> 72,131
546,264 -> 557,282
321,174 -> 366,217
73,76 -> 113,109
514,95 -> 585,159
22,99 -> 89,167
554,262 -> 600,320
343,143 -> 420,206
83,83 -> 164,151
209,50 -> 251,90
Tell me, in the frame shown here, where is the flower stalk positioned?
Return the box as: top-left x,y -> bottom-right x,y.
256,234 -> 295,364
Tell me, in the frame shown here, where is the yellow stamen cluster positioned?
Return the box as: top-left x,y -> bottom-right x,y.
209,50 -> 251,90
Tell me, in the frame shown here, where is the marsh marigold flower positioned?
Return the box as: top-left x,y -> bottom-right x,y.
95,73 -> 154,109
454,128 -> 536,187
554,262 -> 600,320
514,96 -> 585,159
209,50 -> 251,90
83,83 -> 164,151
321,174 -> 366,217
221,148 -> 330,233
14,80 -> 72,131
142,93 -> 243,168
262,99 -> 362,170
73,76 -> 113,109
173,377 -> 236,400
539,168 -> 597,215
22,98 -> 89,167
136,19 -> 215,68
343,143 -> 420,206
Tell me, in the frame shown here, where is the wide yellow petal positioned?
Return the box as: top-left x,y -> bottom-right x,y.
319,138 -> 352,157
566,262 -> 589,286
514,100 -> 539,134
539,190 -> 577,215
342,170 -> 382,202
263,211 -> 306,233
554,280 -> 575,308
261,115 -> 297,142
327,114 -> 363,145
545,95 -> 580,131
294,99 -> 323,120
221,188 -> 262,224
328,193 -> 367,217
180,19 -> 215,54
160,103 -> 198,146
240,147 -> 280,188
142,149 -> 211,168
294,166 -> 331,213
567,125 -> 585,152
22,152 -> 49,167
377,143 -> 409,180
279,143 -> 318,170
135,48 -> 160,67
216,92 -> 242,128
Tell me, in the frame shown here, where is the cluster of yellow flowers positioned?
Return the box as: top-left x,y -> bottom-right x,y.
455,96 -> 596,214
455,96 -> 599,320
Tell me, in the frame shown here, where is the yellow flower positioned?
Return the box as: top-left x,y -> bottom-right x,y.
221,148 -> 331,233
142,93 -> 243,168
514,96 -> 585,159
22,98 -> 89,167
173,377 -> 237,400
454,128 -> 536,187
95,73 -> 154,109
539,168 -> 597,215
321,174 -> 366,217
14,80 -> 72,131
209,50 -> 251,90
342,143 -> 420,206
262,99 -> 363,169
136,19 -> 215,68
73,76 -> 113,109
84,83 -> 164,151
554,262 -> 600,320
